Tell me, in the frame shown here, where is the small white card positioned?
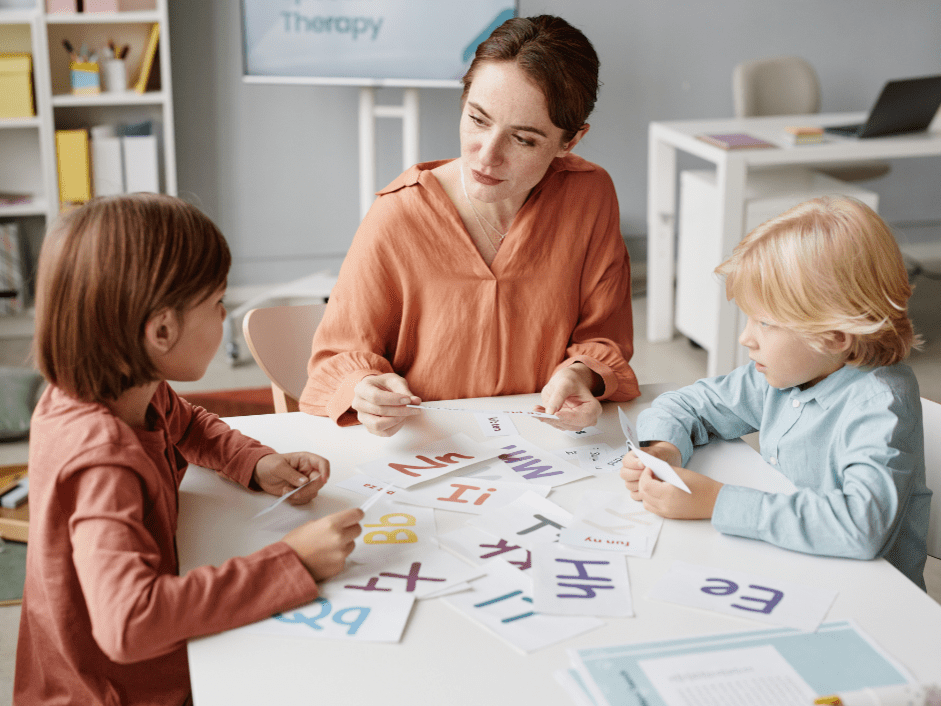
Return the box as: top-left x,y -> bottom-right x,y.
489,435 -> 593,488
650,560 -> 837,632
558,490 -> 663,558
559,425 -> 604,439
618,408 -> 691,493
443,560 -> 604,653
475,411 -> 518,437
358,433 -> 501,488
532,543 -> 634,617
438,525 -> 534,572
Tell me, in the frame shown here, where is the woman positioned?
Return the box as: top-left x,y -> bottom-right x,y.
301,15 -> 639,436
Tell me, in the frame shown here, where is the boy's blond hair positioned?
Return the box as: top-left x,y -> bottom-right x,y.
34,194 -> 230,403
715,196 -> 917,367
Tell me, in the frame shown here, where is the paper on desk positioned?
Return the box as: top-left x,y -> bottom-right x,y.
532,543 -> 634,618
618,408 -> 691,493
408,404 -> 559,420
638,644 -> 817,706
558,490 -> 663,558
251,476 -> 317,519
357,433 -> 501,488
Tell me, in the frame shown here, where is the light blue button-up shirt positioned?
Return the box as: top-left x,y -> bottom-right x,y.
637,363 -> 931,588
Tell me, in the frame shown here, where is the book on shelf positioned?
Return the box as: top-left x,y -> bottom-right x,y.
133,23 -> 160,95
696,133 -> 776,150
55,128 -> 92,204
0,193 -> 33,207
0,222 -> 24,316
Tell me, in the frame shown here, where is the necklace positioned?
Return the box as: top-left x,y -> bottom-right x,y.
460,166 -> 511,251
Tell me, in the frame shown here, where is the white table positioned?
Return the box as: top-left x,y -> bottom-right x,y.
647,112 -> 941,376
178,387 -> 941,705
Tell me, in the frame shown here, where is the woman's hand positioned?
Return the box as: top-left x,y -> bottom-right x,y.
352,373 -> 421,437
253,452 -> 330,504
536,363 -> 602,431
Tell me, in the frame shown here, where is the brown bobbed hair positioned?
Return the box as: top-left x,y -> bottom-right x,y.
462,15 -> 600,144
34,193 -> 230,403
715,196 -> 918,368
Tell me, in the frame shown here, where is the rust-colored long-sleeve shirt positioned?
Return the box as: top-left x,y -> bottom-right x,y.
301,154 -> 640,425
15,382 -> 319,706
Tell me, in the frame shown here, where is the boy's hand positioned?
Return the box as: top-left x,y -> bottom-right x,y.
282,508 -> 364,581
620,441 -> 682,499
630,466 -> 723,520
253,452 -> 330,505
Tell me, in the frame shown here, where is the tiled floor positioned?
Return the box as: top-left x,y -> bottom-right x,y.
1,290 -> 940,705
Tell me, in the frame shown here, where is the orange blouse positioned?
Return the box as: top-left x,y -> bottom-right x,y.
301,154 -> 640,425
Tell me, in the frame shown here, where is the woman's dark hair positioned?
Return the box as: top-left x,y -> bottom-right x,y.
462,15 -> 600,144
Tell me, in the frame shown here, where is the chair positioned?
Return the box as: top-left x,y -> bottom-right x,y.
732,56 -> 891,182
922,397 -> 941,560
242,303 -> 327,413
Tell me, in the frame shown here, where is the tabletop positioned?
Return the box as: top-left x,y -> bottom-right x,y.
178,386 -> 941,705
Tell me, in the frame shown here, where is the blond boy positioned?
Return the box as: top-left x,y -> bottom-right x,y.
622,196 -> 931,588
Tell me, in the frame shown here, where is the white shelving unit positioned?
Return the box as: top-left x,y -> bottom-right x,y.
0,0 -> 176,318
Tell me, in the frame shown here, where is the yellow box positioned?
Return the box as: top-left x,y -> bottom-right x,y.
0,54 -> 35,119
55,129 -> 91,204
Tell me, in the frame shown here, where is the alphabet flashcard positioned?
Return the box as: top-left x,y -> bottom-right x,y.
475,411 -> 518,438
532,543 -> 634,617
235,590 -> 415,643
348,496 -> 438,567
443,559 -> 604,653
468,491 -> 573,549
650,560 -> 838,632
555,443 -> 617,474
358,433 -> 501,488
387,475 -> 550,515
558,490 -> 663,558
438,525 -> 534,572
488,435 -> 594,488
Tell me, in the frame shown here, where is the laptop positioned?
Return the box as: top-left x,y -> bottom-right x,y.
824,74 -> 941,138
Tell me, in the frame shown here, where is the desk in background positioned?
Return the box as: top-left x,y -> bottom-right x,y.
178,388 -> 941,705
646,113 -> 941,376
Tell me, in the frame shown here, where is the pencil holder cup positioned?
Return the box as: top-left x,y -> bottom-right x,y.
70,61 -> 100,95
101,59 -> 127,92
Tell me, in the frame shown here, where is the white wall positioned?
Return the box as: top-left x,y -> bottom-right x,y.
169,0 -> 941,287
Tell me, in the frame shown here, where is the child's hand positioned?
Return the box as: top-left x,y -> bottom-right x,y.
631,466 -> 723,520
253,452 -> 330,505
282,508 -> 364,581
620,441 -> 682,499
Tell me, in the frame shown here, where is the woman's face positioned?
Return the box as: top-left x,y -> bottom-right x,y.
460,61 -> 583,205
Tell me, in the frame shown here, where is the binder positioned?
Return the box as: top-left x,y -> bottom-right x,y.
134,23 -> 160,94
122,135 -> 159,193
91,136 -> 125,197
55,129 -> 92,204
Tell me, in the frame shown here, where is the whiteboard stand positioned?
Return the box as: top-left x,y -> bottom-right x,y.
359,87 -> 420,220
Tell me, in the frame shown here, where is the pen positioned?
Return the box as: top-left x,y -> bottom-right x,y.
815,683 -> 941,706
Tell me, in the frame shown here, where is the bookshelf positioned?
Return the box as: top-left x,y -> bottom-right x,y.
0,0 -> 176,312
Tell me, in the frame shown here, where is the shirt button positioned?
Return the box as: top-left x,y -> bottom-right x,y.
792,399 -> 801,408
769,457 -> 778,465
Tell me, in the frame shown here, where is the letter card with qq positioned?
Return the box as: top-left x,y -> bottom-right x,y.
357,433 -> 501,488
234,590 -> 415,643
650,560 -> 837,632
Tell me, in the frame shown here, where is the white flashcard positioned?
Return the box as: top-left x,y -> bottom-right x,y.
348,497 -> 438,566
391,475 -> 550,515
618,408 -> 691,494
468,491 -> 573,549
559,425 -> 604,439
638,645 -> 817,706
459,458 -> 526,484
555,443 -> 616,473
487,435 -> 593,488
443,559 -> 604,654
559,490 -> 663,558
357,433 -> 501,488
326,547 -> 485,600
408,404 -> 558,419
236,590 -> 415,643
439,525 -> 534,572
650,560 -> 838,632
475,411 -> 518,437
532,543 -> 633,617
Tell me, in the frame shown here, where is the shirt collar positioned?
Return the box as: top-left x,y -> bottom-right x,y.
789,364 -> 865,409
